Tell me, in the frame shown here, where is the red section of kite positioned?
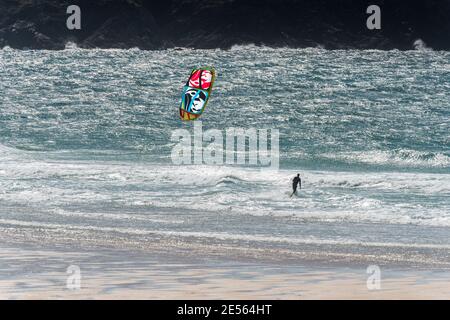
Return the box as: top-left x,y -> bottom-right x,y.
188,70 -> 212,90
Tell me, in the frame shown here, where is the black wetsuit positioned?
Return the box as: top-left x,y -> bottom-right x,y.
292,176 -> 301,194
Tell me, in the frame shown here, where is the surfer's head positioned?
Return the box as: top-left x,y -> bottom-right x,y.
297,173 -> 300,177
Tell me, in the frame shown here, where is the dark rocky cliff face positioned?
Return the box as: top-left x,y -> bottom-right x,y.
1,0 -> 449,50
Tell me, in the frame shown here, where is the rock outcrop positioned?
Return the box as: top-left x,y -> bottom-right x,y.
1,0 -> 449,50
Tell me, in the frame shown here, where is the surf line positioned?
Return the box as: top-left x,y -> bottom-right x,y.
171,121 -> 279,170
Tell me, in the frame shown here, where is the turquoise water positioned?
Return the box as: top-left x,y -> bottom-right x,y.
0,46 -> 449,266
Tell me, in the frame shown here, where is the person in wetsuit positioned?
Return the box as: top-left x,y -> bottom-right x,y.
291,173 -> 301,197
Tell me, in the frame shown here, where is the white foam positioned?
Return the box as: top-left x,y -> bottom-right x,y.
64,41 -> 79,50
0,155 -> 448,224
413,39 -> 432,51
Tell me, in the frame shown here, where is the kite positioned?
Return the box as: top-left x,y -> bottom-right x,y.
179,67 -> 216,120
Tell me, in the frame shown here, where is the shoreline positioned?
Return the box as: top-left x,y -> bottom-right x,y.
1,217 -> 450,270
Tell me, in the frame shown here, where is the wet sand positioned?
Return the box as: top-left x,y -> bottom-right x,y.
1,244 -> 449,300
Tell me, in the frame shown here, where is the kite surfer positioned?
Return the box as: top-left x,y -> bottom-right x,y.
290,173 -> 301,197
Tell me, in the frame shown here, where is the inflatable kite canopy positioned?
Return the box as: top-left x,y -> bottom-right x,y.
179,67 -> 216,120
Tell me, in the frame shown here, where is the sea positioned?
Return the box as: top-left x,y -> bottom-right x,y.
0,45 -> 449,268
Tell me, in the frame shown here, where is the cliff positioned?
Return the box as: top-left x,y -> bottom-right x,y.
1,0 -> 449,50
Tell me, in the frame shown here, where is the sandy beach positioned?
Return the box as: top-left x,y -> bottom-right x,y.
1,242 -> 449,300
